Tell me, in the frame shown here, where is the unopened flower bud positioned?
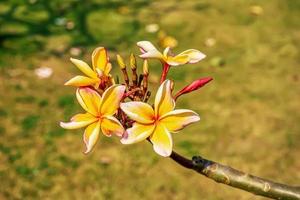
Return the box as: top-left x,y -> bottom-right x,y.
117,55 -> 129,86
170,80 -> 174,91
174,77 -> 213,100
130,53 -> 138,86
116,54 -> 126,69
130,53 -> 137,70
143,60 -> 149,75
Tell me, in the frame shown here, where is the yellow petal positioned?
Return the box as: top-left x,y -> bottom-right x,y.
64,76 -> 99,87
120,102 -> 154,124
159,109 -> 200,132
60,113 -> 97,129
83,121 -> 101,154
70,58 -> 97,78
166,54 -> 189,66
149,124 -> 172,157
104,62 -> 112,75
76,87 -> 102,116
100,84 -> 126,116
137,41 -> 163,59
121,123 -> 155,144
101,116 -> 124,137
154,80 -> 175,117
109,75 -> 115,85
92,47 -> 108,72
176,49 -> 206,64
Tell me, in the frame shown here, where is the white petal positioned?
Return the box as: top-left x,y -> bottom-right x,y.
137,41 -> 163,59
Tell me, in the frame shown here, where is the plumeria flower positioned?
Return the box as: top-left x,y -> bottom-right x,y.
65,47 -> 113,88
60,85 -> 125,153
137,41 -> 206,66
120,80 -> 200,157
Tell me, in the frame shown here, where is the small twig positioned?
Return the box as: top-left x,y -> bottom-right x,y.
170,151 -> 300,200
121,68 -> 130,87
138,74 -> 144,87
143,91 -> 151,102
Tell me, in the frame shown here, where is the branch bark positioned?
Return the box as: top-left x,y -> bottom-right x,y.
170,151 -> 300,200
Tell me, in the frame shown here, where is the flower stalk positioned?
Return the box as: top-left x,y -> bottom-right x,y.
144,91 -> 151,102
142,60 -> 149,95
160,62 -> 170,84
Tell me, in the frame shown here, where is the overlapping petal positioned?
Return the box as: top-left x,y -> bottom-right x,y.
92,47 -> 108,72
60,113 -> 97,129
163,46 -> 190,66
70,58 -> 97,78
100,85 -> 126,116
76,87 -> 102,116
121,123 -> 155,144
154,80 -> 175,117
104,63 -> 112,75
176,49 -> 206,64
165,54 -> 190,66
137,41 -> 163,59
160,109 -> 200,132
64,76 -> 99,87
150,124 -> 172,157
101,116 -> 124,137
120,102 -> 154,124
83,121 -> 101,154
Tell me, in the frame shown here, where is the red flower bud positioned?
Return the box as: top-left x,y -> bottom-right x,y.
174,77 -> 213,100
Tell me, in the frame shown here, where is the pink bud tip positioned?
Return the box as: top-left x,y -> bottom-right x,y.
174,77 -> 213,100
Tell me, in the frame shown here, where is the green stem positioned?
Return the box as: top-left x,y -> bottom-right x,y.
170,151 -> 300,200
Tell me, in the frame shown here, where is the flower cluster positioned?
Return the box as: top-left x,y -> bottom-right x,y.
60,41 -> 212,157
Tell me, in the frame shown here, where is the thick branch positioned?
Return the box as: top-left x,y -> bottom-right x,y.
170,151 -> 300,200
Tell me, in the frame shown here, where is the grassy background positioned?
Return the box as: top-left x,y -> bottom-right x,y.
0,0 -> 299,199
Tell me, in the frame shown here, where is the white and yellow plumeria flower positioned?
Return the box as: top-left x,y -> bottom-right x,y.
65,47 -> 112,87
120,80 -> 200,157
60,85 -> 125,153
137,41 -> 206,66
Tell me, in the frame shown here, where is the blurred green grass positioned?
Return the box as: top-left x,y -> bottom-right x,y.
0,0 -> 300,199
